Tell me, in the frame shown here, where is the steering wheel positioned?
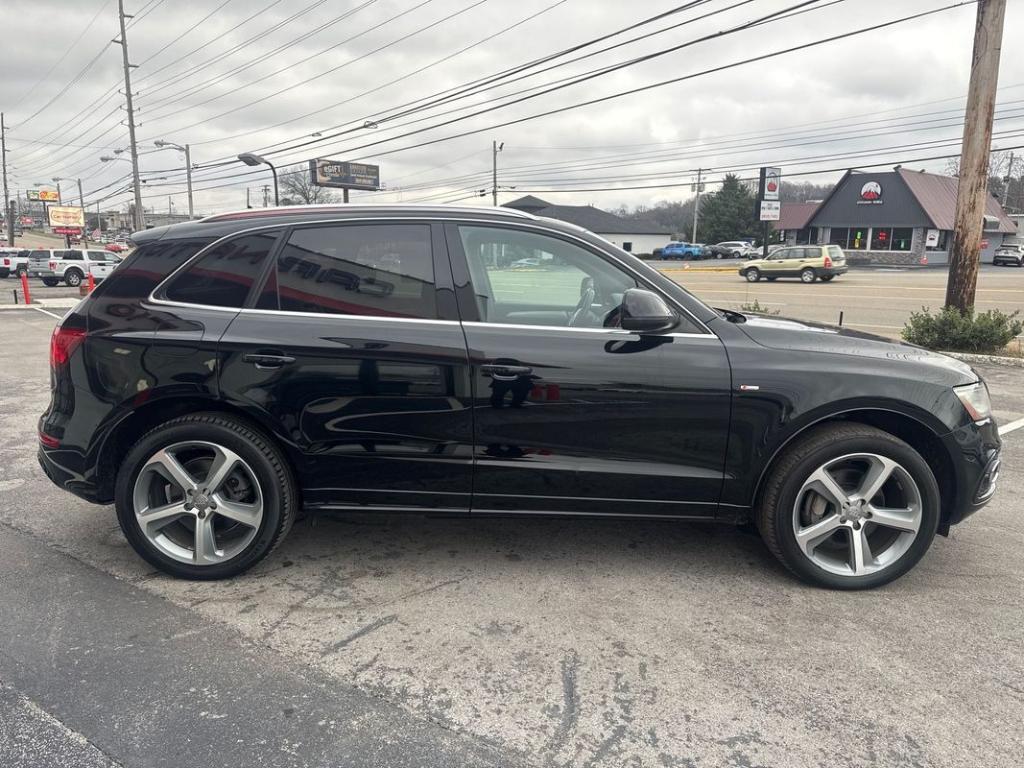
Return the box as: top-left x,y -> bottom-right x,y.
568,278 -> 597,327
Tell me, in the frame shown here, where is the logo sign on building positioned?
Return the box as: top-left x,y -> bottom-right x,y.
759,200 -> 781,221
47,206 -> 85,228
925,229 -> 940,248
858,181 -> 883,205
309,159 -> 380,191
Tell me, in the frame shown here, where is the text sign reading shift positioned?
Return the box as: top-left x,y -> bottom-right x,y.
309,159 -> 380,191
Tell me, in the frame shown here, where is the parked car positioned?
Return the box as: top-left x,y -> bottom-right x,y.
38,205 -> 1000,589
27,248 -> 121,287
740,245 -> 848,283
660,242 -> 707,260
105,242 -> 126,253
510,257 -> 544,269
713,241 -> 756,259
993,243 -> 1023,267
88,256 -> 123,282
0,247 -> 30,278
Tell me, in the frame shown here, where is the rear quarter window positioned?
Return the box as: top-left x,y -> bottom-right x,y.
827,245 -> 845,260
161,231 -> 281,308
91,238 -> 217,299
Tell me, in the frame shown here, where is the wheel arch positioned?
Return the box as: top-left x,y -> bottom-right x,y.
749,407 -> 957,534
94,394 -> 303,505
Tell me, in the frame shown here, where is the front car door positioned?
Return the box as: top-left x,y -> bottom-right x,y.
445,221 -> 732,518
216,220 -> 474,514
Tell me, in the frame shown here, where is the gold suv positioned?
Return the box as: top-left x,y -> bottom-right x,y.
739,245 -> 848,283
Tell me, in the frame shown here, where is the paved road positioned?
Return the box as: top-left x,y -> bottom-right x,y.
661,263 -> 1024,341
0,311 -> 1022,768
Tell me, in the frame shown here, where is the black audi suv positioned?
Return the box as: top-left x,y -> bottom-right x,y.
38,205 -> 1001,588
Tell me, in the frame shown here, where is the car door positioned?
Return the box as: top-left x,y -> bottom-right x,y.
445,221 -> 732,518
217,220 -> 474,514
763,248 -> 792,275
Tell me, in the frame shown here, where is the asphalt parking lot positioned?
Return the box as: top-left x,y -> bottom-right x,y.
1,309 -> 1023,768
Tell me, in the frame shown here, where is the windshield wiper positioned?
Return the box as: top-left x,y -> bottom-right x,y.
715,307 -> 747,323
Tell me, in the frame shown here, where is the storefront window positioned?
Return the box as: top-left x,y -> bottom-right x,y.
869,227 -> 913,251
828,228 -> 848,247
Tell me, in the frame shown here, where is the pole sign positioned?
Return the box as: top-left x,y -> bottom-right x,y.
26,190 -> 40,201
38,189 -> 59,202
309,159 -> 380,191
759,167 -> 781,201
47,206 -> 85,228
759,201 -> 781,221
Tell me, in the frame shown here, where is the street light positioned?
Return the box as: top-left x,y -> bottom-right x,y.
154,140 -> 194,219
237,152 -> 278,206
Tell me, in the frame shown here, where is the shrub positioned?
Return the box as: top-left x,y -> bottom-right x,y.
901,307 -> 1023,354
739,299 -> 781,316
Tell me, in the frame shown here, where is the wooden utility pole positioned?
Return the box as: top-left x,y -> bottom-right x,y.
691,168 -> 704,242
945,0 -> 1006,311
115,0 -> 144,232
1,113 -> 12,246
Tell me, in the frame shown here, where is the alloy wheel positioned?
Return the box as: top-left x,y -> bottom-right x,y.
132,440 -> 264,566
792,453 -> 923,577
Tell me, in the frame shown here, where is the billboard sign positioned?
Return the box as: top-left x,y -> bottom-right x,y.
309,158 -> 380,191
26,190 -> 40,201
38,189 -> 60,202
759,167 -> 781,202
48,206 -> 85,228
759,201 -> 781,222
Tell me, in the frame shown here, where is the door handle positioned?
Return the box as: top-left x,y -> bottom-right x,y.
243,353 -> 296,369
481,363 -> 533,381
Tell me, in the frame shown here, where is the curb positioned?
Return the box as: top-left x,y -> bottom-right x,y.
938,350 -> 1024,368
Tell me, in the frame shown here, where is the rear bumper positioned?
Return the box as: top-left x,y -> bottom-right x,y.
28,268 -> 56,278
38,443 -> 105,504
817,265 -> 848,277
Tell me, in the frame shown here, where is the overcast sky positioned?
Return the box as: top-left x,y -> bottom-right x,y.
2,0 -> 1022,216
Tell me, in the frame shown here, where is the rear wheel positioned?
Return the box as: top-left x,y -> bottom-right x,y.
745,268 -> 760,282
64,268 -> 83,287
766,276 -> 778,282
800,268 -> 817,283
820,275 -> 835,282
42,277 -> 59,287
757,424 -> 939,589
115,413 -> 296,579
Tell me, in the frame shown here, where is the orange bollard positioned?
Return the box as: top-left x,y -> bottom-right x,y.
20,270 -> 31,305
87,270 -> 96,293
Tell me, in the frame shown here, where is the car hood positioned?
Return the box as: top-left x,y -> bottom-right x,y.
735,314 -> 978,386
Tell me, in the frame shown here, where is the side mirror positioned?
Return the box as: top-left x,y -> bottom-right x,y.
619,288 -> 679,333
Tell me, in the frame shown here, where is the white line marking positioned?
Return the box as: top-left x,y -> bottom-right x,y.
998,417 -> 1024,436
32,306 -> 62,319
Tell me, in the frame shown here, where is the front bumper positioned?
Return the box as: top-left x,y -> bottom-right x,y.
940,417 -> 1002,530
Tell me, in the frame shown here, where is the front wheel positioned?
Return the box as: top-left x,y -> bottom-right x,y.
745,268 -> 760,282
115,413 -> 297,579
64,269 -> 83,287
757,424 -> 939,589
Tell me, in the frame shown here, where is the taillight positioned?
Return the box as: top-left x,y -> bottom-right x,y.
823,254 -> 833,268
49,260 -> 57,271
2,258 -> 9,266
50,326 -> 86,368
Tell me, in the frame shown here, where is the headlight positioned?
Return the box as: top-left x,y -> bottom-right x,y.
954,381 -> 992,422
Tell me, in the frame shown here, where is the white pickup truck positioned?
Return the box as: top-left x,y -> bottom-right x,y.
27,248 -> 121,287
0,248 -> 30,278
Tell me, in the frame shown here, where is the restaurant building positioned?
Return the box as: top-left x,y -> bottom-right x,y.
775,168 -> 1017,265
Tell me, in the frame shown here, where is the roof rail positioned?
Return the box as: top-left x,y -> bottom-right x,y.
199,203 -> 535,224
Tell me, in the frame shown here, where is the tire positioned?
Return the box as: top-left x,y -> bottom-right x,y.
757,423 -> 940,590
64,268 -> 84,287
42,277 -> 59,287
800,268 -> 817,284
820,275 -> 835,282
766,276 -> 778,282
115,413 -> 297,580
745,268 -> 760,282
732,251 -> 742,259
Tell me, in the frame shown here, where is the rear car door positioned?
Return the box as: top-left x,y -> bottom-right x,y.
217,220 -> 474,514
446,221 -> 732,518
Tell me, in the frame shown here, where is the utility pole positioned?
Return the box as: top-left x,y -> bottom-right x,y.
1,112 -> 12,246
262,185 -> 270,207
76,178 -> 88,246
946,0 -> 1007,311
492,140 -> 503,206
115,0 -> 144,232
692,168 -> 704,242
246,187 -> 251,209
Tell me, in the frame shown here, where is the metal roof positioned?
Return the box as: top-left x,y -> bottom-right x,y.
775,202 -> 821,231
897,169 -> 1016,233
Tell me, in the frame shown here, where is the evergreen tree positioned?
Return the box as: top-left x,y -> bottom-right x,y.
698,174 -> 757,243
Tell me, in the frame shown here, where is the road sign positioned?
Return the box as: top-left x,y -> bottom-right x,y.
309,158 -> 380,191
48,206 -> 85,228
759,201 -> 780,221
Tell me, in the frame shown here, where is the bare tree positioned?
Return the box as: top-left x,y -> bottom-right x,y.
945,148 -> 1010,178
279,164 -> 339,205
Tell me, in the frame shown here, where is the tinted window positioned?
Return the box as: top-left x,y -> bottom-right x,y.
88,238 -> 216,301
88,250 -> 109,260
458,225 -> 665,330
269,224 -> 435,318
59,250 -> 83,260
163,231 -> 279,308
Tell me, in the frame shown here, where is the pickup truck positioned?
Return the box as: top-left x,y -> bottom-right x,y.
28,248 -> 121,287
0,248 -> 30,278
